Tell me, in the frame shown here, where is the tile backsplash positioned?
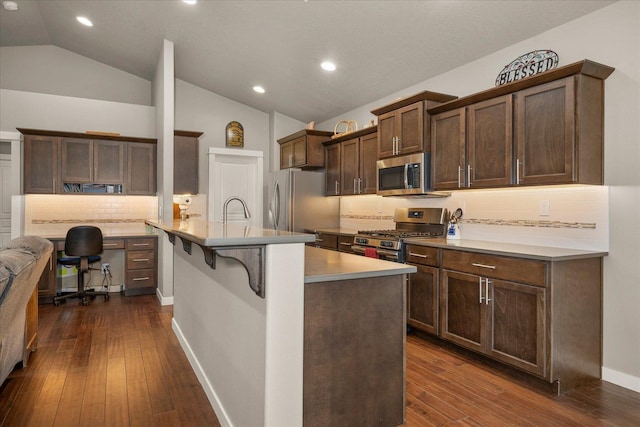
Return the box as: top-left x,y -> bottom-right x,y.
24,195 -> 158,236
340,185 -> 609,251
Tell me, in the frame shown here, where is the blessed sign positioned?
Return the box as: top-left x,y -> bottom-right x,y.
495,50 -> 559,86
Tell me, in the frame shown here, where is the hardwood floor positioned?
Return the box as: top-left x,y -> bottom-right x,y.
0,294 -> 219,427
1,294 -> 639,426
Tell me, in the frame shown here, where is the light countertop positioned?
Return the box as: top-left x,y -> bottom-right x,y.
305,246 -> 416,283
145,218 -> 315,246
304,228 -> 360,236
403,237 -> 608,261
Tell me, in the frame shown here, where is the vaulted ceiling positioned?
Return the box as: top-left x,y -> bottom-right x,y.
0,0 -> 615,122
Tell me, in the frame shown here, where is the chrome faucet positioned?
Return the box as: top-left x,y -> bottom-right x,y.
223,197 -> 251,223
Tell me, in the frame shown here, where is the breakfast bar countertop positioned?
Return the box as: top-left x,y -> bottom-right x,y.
144,218 -> 315,246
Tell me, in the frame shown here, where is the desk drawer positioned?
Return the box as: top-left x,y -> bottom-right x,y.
126,238 -> 156,251
126,269 -> 156,289
102,239 -> 125,250
126,249 -> 155,270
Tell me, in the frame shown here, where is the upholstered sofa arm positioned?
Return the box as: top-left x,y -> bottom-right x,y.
0,236 -> 54,386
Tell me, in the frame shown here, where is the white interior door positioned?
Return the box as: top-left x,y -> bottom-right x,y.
208,148 -> 263,227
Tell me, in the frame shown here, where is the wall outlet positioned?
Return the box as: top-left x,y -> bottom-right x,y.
540,200 -> 550,216
101,263 -> 110,275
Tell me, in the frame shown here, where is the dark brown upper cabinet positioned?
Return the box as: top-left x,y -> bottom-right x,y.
325,143 -> 341,196
371,91 -> 457,159
23,134 -> 59,194
324,127 -> 378,196
19,128 -> 156,195
278,129 -> 333,169
127,142 -> 156,195
174,130 -> 202,195
432,95 -> 513,190
60,138 -> 125,185
428,59 -> 614,190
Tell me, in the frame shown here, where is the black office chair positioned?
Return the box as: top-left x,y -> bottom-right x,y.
53,226 -> 110,306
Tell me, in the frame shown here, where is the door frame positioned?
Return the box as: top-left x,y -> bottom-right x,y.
0,131 -> 22,239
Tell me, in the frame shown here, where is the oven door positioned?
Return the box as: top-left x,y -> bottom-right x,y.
351,244 -> 400,262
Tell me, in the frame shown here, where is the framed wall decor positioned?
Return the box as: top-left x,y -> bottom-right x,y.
225,121 -> 244,148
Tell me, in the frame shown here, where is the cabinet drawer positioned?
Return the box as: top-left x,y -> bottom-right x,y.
441,249 -> 546,287
126,249 -> 155,269
126,269 -> 156,289
338,235 -> 354,253
126,238 -> 156,251
317,233 -> 338,250
102,239 -> 125,250
405,245 -> 439,267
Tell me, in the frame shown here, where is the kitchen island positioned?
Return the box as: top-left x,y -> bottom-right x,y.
145,219 -> 415,427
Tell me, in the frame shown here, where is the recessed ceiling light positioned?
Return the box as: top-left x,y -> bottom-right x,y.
76,16 -> 93,27
2,1 -> 18,11
183,0 -> 197,4
253,86 -> 266,94
321,61 -> 336,71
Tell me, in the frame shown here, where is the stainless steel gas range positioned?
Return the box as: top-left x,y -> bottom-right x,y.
352,208 -> 448,263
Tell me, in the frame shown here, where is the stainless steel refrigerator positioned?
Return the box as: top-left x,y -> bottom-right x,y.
267,169 -> 340,232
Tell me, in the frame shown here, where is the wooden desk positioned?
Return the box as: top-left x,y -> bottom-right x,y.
37,234 -> 158,304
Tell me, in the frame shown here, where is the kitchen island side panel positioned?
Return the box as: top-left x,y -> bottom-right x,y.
303,275 -> 406,427
172,242 -> 305,427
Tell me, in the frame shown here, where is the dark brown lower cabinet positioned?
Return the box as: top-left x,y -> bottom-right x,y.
407,264 -> 439,335
440,270 -> 545,377
438,248 -> 602,393
406,244 -> 440,335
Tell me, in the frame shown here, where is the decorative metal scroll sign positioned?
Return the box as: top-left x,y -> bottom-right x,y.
495,50 -> 559,86
225,121 -> 244,148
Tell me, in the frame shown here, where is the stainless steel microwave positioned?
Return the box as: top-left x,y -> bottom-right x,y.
377,152 -> 431,196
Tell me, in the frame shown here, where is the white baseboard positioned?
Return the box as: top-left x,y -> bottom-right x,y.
155,288 -> 174,306
172,319 -> 231,427
602,367 -> 640,393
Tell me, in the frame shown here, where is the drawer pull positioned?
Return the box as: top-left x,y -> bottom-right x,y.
409,252 -> 429,258
472,262 -> 496,269
132,243 -> 150,247
132,277 -> 149,281
339,242 -> 351,246
103,243 -> 118,247
133,258 -> 150,262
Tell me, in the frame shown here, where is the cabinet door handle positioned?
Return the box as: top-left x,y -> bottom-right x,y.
133,258 -> 150,262
457,166 -> 462,188
472,262 -> 496,269
353,178 -> 357,194
516,158 -> 522,185
133,277 -> 150,281
479,277 -> 484,304
408,252 -> 428,258
485,278 -> 492,305
335,180 -> 339,195
467,164 -> 472,187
